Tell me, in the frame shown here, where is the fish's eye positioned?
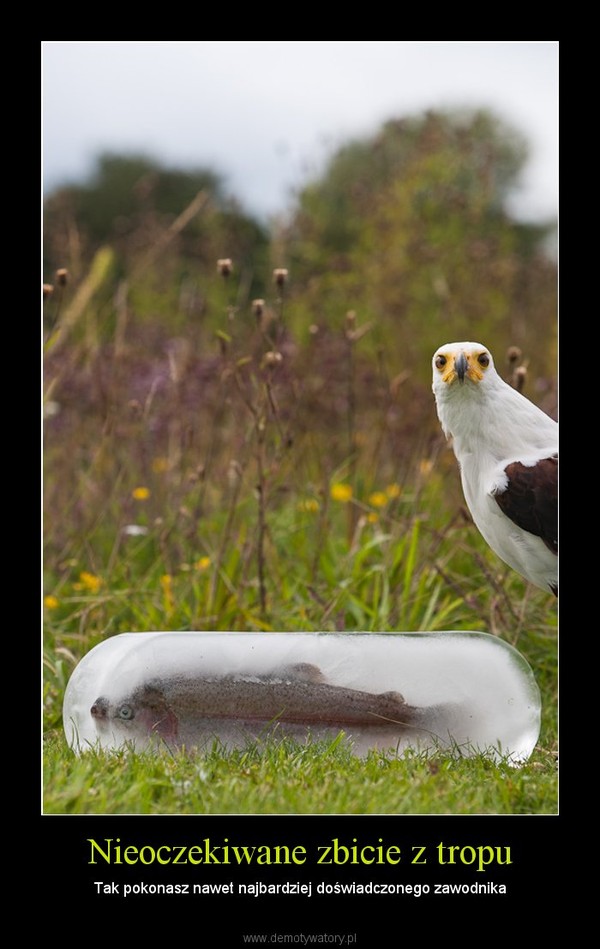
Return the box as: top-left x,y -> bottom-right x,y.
116,704 -> 134,721
435,355 -> 447,369
477,353 -> 490,368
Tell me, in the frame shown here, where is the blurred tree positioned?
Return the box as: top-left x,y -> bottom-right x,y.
43,153 -> 269,313
283,109 -> 557,383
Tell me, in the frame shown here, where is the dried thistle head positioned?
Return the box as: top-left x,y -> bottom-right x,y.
252,299 -> 265,319
506,345 -> 522,367
512,365 -> 527,393
228,460 -> 243,487
55,268 -> 68,287
43,283 -> 54,300
217,258 -> 233,278
345,310 -> 359,341
273,268 -> 288,289
262,350 -> 283,371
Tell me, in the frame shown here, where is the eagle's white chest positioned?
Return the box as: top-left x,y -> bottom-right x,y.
435,382 -> 557,593
456,448 -> 554,591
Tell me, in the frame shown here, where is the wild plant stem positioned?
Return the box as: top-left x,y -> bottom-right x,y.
255,421 -> 268,617
346,331 -> 358,546
206,458 -> 245,620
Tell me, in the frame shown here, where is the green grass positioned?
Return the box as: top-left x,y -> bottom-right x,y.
43,732 -> 557,816
43,503 -> 557,816
43,256 -> 557,817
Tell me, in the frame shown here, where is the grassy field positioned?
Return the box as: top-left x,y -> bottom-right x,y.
42,259 -> 558,816
43,733 -> 557,816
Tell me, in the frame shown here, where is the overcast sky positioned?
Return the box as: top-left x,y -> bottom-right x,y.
42,41 -> 558,225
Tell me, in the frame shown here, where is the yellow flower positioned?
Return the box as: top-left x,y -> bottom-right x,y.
79,571 -> 102,594
419,460 -> 434,477
368,491 -> 387,508
132,486 -> 151,501
152,457 -> 169,474
385,483 -> 402,499
298,499 -> 320,513
330,483 -> 353,503
44,595 -> 59,610
367,513 -> 379,524
160,574 -> 174,614
194,557 -> 211,571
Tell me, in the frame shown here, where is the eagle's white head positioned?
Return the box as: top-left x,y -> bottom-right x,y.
432,340 -> 496,390
432,341 -> 504,442
431,340 -> 556,455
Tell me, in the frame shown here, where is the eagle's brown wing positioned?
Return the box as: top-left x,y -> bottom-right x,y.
492,454 -> 558,556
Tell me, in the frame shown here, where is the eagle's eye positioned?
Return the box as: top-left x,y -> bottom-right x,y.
116,704 -> 134,721
435,355 -> 447,369
477,353 -> 490,368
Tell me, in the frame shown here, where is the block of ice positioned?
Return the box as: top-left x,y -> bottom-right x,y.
62,631 -> 542,763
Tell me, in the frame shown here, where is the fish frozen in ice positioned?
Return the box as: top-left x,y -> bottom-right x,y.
90,661 -> 424,747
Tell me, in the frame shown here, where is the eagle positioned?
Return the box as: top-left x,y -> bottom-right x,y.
432,341 -> 558,596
